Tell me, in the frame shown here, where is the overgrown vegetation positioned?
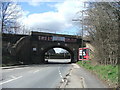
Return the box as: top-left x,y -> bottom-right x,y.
76,2 -> 119,88
77,61 -> 118,88
2,56 -> 20,67
77,2 -> 120,65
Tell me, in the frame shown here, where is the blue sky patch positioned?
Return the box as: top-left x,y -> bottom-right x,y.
19,2 -> 58,15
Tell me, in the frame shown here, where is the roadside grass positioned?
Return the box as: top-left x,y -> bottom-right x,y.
77,61 -> 118,87
2,56 -> 20,67
1,64 -> 15,67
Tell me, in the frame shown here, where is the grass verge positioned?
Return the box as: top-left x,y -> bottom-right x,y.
77,61 -> 118,88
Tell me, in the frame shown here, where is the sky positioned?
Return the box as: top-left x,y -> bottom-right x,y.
18,0 -> 86,53
19,0 -> 86,35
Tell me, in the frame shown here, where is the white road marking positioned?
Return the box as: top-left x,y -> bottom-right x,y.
33,70 -> 40,73
0,76 -> 23,85
58,67 -> 64,82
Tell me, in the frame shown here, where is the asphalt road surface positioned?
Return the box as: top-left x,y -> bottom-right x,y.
1,59 -> 72,88
1,59 -> 107,88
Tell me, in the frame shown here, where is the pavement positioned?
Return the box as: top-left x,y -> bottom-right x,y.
65,64 -> 85,88
59,63 -> 107,88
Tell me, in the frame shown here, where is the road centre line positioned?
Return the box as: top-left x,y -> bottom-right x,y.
58,67 -> 64,82
0,76 -> 23,85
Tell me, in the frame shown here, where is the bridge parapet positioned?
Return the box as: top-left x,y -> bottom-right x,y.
31,31 -> 82,44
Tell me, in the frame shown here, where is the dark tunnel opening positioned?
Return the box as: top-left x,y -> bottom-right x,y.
42,46 -> 74,64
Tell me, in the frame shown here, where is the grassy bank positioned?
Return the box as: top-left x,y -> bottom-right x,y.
77,61 -> 118,88
2,56 -> 20,67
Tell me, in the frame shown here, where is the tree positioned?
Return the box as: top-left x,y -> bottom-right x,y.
79,2 -> 119,65
1,1 -> 22,34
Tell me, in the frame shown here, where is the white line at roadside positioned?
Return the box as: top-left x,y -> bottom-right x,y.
0,76 -> 23,85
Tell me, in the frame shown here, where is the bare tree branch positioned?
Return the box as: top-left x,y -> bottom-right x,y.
1,2 -> 22,34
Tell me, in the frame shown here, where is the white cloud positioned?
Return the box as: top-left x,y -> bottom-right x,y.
22,0 -> 86,33
28,2 -> 41,6
23,12 -> 67,31
27,0 -> 41,6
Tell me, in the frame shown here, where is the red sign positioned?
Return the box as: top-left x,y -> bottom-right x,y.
78,48 -> 89,60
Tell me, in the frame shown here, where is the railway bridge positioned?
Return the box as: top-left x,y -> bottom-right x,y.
8,31 -> 83,64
